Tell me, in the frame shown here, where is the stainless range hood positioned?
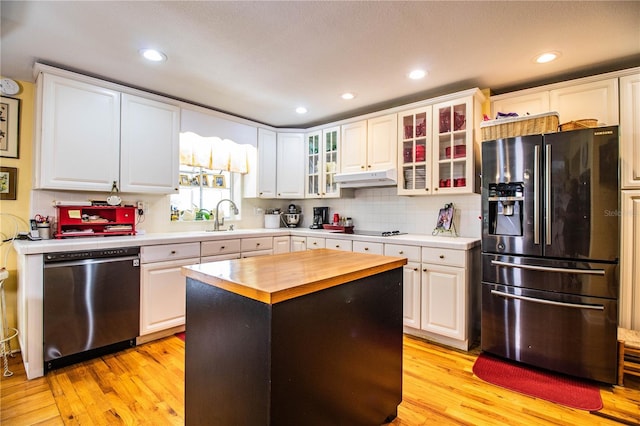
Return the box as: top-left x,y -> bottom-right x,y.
334,169 -> 397,188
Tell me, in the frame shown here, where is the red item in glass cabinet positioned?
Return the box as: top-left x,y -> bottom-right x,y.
454,111 -> 466,131
403,147 -> 413,163
454,178 -> 466,187
439,179 -> 451,188
445,145 -> 467,159
415,145 -> 425,161
439,109 -> 451,133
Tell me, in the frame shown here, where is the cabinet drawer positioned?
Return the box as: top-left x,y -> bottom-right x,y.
353,240 -> 383,255
306,237 -> 326,249
141,242 -> 200,263
201,239 -> 241,256
421,247 -> 465,267
241,237 -> 273,252
326,238 -> 352,251
384,244 -> 420,262
241,249 -> 273,258
201,253 -> 242,263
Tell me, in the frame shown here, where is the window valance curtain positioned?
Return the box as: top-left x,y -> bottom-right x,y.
179,131 -> 250,174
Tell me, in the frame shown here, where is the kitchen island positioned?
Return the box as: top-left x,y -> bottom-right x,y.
182,248 -> 407,426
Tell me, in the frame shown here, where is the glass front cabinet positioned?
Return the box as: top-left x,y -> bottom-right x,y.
305,126 -> 341,198
397,106 -> 433,195
432,89 -> 484,194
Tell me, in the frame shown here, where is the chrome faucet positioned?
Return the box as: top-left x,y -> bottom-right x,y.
213,199 -> 239,231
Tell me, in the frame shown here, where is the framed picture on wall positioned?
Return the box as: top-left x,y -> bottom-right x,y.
0,166 -> 17,200
212,174 -> 226,188
0,96 -> 20,158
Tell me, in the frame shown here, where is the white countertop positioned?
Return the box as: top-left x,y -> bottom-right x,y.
13,227 -> 479,255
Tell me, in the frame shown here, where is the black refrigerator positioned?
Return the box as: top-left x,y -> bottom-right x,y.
481,126 -> 619,384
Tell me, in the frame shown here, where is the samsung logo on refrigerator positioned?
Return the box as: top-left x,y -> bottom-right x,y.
594,130 -> 614,136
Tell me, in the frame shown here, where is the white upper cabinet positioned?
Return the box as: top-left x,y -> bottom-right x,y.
341,120 -> 368,173
491,75 -> 619,126
256,128 -> 277,198
120,94 -> 179,193
341,113 -> 397,173
620,73 -> 640,189
276,132 -> 305,198
397,106 -> 433,195
491,91 -> 550,118
431,89 -> 484,194
35,67 -> 180,193
36,73 -> 121,191
305,126 -> 341,198
367,114 -> 398,171
549,78 -> 619,125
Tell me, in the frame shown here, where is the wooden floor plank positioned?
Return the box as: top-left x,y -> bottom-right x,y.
1,334 -> 638,425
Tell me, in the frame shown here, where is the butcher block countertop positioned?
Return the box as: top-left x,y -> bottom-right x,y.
182,248 -> 407,304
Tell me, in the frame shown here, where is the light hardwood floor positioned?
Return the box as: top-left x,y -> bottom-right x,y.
1,335 -> 639,425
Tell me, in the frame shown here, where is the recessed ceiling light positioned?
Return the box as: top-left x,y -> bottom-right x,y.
535,51 -> 560,64
140,48 -> 167,62
296,107 -> 308,114
341,92 -> 356,100
408,69 -> 427,80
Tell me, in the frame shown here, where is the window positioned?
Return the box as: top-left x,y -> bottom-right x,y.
171,131 -> 247,222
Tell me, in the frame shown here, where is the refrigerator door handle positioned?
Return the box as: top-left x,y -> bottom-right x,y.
534,145 -> 540,245
545,144 -> 552,245
490,259 -> 606,275
490,289 -> 605,311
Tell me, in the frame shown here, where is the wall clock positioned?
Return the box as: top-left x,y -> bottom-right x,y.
0,78 -> 20,96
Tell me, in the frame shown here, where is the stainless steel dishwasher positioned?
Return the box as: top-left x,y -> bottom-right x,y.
43,247 -> 140,371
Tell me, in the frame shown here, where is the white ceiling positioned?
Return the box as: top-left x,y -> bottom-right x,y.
1,1 -> 639,128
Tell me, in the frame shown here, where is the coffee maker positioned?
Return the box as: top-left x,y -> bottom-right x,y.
310,207 -> 329,229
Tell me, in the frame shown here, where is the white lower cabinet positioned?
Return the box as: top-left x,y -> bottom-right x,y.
140,242 -> 200,337
352,240 -> 383,255
273,236 -> 291,254
325,238 -> 352,251
620,190 -> 640,329
385,244 -> 421,328
291,236 -> 307,252
386,242 -> 479,350
241,236 -> 273,257
420,264 -> 465,340
402,261 -> 421,329
306,237 -> 326,249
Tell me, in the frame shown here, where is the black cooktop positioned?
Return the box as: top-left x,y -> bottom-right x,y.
352,230 -> 407,237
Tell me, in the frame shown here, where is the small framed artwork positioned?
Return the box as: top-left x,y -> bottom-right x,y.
199,174 -> 210,187
179,174 -> 190,186
0,96 -> 20,158
213,174 -> 226,188
0,166 -> 17,200
435,203 -> 454,231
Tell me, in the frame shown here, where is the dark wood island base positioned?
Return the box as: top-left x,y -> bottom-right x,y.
183,249 -> 406,425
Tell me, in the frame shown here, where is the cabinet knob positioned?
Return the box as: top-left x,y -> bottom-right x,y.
399,251 -> 404,254
171,250 -> 176,254
221,246 -> 225,249
423,268 -> 427,272
335,245 -> 340,248
256,243 -> 261,247
413,267 -> 419,272
439,254 -> 445,259
364,247 -> 369,251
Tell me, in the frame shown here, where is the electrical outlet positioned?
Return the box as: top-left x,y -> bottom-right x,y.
137,201 -> 144,210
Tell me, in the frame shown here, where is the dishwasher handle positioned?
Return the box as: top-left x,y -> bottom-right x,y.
44,255 -> 140,268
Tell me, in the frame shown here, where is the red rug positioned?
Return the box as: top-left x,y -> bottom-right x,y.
472,353 -> 603,411
175,332 -> 185,341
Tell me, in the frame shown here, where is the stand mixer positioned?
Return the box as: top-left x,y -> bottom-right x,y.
282,204 -> 301,228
